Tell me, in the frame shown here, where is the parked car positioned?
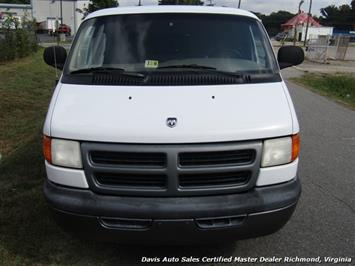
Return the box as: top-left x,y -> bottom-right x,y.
274,32 -> 288,41
47,24 -> 71,36
42,6 -> 304,244
57,24 -> 71,36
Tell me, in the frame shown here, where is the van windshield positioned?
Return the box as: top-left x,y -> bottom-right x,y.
66,13 -> 278,76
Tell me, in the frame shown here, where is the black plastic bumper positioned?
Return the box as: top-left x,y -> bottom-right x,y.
44,178 -> 301,244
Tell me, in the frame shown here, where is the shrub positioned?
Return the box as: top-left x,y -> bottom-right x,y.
0,14 -> 38,62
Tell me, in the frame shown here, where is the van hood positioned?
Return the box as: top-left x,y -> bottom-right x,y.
49,82 -> 293,143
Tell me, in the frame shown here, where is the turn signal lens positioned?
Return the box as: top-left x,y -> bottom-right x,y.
292,134 -> 300,161
43,135 -> 52,163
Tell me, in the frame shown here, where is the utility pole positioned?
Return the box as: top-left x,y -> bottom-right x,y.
138,0 -> 142,6
293,0 -> 304,45
60,0 -> 63,25
238,0 -> 241,8
304,0 -> 313,47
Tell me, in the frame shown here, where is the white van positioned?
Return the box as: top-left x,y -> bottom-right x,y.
43,6 -> 304,244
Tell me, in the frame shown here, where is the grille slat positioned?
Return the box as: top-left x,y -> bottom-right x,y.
179,156 -> 253,163
179,150 -> 255,167
91,151 -> 166,168
95,173 -> 167,189
179,171 -> 251,188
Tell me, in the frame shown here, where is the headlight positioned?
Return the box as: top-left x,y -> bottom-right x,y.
43,136 -> 82,168
261,135 -> 300,167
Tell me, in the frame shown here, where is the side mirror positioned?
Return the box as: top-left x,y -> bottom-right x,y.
43,46 -> 67,70
278,46 -> 304,69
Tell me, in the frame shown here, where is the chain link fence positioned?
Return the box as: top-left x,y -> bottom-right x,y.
306,35 -> 352,63
335,36 -> 351,61
306,35 -> 330,63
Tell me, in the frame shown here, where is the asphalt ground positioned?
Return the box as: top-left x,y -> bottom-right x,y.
72,68 -> 355,265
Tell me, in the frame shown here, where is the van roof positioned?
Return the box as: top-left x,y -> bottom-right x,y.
84,5 -> 260,21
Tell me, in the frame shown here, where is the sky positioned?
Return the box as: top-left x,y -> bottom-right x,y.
118,0 -> 352,16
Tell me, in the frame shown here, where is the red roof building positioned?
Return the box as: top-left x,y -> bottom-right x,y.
282,11 -> 320,31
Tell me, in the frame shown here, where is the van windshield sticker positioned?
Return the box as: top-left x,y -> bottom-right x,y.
145,60 -> 159,69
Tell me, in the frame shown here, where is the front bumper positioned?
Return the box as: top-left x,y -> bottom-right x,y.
44,178 -> 301,244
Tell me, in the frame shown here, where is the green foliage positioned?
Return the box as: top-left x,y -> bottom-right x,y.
293,74 -> 355,109
0,49 -> 55,161
320,3 -> 354,30
257,11 -> 295,37
0,14 -> 38,62
159,0 -> 203,5
88,0 -> 118,13
254,1 -> 355,36
0,0 -> 29,3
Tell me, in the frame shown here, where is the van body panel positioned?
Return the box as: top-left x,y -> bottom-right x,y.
50,82 -> 293,143
43,82 -> 62,136
43,6 -> 302,243
84,5 -> 260,22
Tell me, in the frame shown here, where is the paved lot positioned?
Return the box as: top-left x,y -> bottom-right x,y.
74,69 -> 354,265
294,60 -> 355,74
37,33 -> 73,50
37,33 -> 74,44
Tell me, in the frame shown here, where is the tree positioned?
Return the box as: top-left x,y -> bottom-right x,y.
0,0 -> 30,3
261,11 -> 295,37
320,4 -> 353,30
159,0 -> 203,5
76,0 -> 119,19
88,0 -> 118,13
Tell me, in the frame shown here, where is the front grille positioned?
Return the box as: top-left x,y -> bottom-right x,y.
91,151 -> 166,168
179,150 -> 255,167
179,171 -> 251,188
82,142 -> 262,197
94,172 -> 167,189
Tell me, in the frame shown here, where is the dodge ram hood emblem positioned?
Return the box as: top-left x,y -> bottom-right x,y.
166,117 -> 177,128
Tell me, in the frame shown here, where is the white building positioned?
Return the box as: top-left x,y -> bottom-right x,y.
32,0 -> 89,35
299,26 -> 333,42
0,0 -> 89,35
0,3 -> 32,25
281,12 -> 333,42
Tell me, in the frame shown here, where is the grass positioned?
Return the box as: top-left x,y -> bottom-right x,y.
0,50 -> 234,265
0,49 -> 67,265
0,50 -> 121,265
0,50 -> 57,161
291,73 -> 355,109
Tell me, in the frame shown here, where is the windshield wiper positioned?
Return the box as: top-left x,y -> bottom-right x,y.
158,65 -> 278,80
157,64 -> 217,70
157,64 -> 246,77
70,67 -> 145,78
